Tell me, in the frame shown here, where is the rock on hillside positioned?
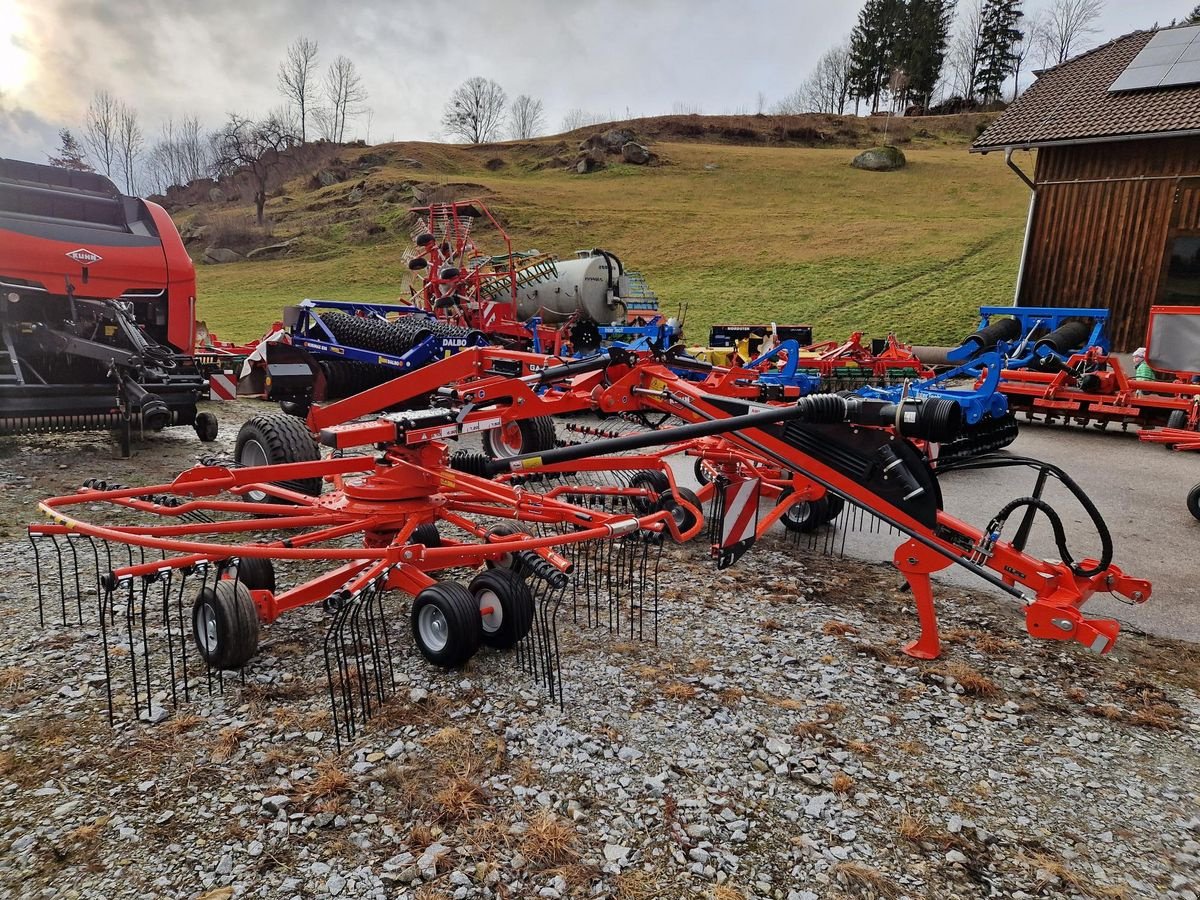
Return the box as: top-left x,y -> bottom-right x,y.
851,146 -> 907,171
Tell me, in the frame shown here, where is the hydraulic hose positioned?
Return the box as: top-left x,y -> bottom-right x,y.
937,453 -> 1113,577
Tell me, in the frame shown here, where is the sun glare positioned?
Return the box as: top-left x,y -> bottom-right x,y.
0,0 -> 31,94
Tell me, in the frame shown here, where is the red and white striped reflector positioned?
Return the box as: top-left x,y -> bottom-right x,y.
720,477 -> 761,548
208,371 -> 237,401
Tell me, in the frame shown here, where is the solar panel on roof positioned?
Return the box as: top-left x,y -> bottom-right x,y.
1111,25 -> 1200,91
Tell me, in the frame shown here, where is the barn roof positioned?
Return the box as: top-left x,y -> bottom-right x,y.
972,27 -> 1200,152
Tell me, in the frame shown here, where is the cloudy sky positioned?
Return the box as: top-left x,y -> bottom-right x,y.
0,0 -> 1189,165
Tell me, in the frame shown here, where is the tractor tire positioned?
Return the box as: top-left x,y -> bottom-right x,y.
279,400 -> 311,418
481,416 -> 557,459
411,581 -> 482,667
470,568 -> 535,650
1189,483 -> 1200,522
484,522 -> 532,573
658,486 -> 702,542
1168,409 -> 1190,431
194,411 -> 219,442
780,489 -> 827,533
411,523 -> 441,547
630,470 -> 670,514
192,580 -> 260,670
230,556 -> 276,592
234,414 -> 323,500
822,493 -> 846,524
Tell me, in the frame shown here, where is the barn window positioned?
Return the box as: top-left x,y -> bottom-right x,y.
1162,234 -> 1200,304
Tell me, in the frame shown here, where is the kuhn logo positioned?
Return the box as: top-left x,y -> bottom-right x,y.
66,248 -> 103,265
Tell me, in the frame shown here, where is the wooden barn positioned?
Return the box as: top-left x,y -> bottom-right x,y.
972,25 -> 1200,351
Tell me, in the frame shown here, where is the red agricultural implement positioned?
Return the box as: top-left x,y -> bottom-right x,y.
0,158 -> 216,452
311,346 -> 1149,658
402,200 -> 678,354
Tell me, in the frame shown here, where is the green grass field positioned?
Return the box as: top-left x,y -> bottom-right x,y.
193,137 -> 1031,346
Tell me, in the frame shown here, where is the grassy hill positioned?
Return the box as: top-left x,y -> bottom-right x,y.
185,114 -> 1031,346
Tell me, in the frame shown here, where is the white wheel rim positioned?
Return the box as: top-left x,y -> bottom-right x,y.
418,604 -> 449,652
197,603 -> 219,653
477,588 -> 503,633
240,438 -> 269,503
491,424 -> 523,456
785,498 -> 811,525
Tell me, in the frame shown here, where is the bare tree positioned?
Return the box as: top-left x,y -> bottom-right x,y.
807,44 -> 854,113
116,104 -> 144,194
1010,11 -> 1045,101
442,77 -> 507,143
145,116 -> 212,193
83,89 -> 119,177
560,109 -> 605,132
323,55 -> 368,143
948,0 -> 987,101
1041,0 -> 1105,66
755,90 -> 768,115
211,113 -> 298,225
277,37 -> 319,142
509,94 -> 545,139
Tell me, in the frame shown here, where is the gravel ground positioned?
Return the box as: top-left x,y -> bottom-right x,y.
1,403 -> 1199,900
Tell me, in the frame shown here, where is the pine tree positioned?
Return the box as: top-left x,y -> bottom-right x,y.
848,0 -> 905,112
974,0 -> 1024,104
900,0 -> 955,111
47,129 -> 94,172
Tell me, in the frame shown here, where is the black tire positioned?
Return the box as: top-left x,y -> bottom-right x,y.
1168,409 -> 1189,430
234,414 -> 323,500
192,580 -> 260,670
658,487 -> 702,541
484,522 -> 532,572
630,470 -> 670,514
411,581 -> 481,667
412,523 -> 441,547
279,400 -> 310,418
230,556 -> 276,592
1189,483 -> 1200,522
822,493 -> 845,524
469,568 -> 535,650
481,416 -> 557,459
693,457 -> 714,486
194,411 -> 219,442
780,489 -> 827,533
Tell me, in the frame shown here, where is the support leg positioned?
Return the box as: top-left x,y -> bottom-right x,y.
893,539 -> 953,660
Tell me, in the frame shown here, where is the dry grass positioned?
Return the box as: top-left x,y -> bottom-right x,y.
306,759 -> 352,802
1021,852 -> 1129,898
758,618 -> 784,631
161,711 -> 204,736
791,720 -> 826,739
0,666 -> 27,691
410,823 -> 436,850
822,620 -> 859,637
210,725 -> 246,763
896,810 -> 932,845
614,870 -> 665,899
830,772 -> 855,794
662,682 -> 698,701
712,886 -> 748,900
832,861 -> 902,898
520,811 -> 578,868
433,777 -> 487,824
945,661 -> 1000,697
846,739 -> 876,757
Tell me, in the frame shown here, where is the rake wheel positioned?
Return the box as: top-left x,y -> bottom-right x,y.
658,486 -> 702,541
1189,482 -> 1200,522
780,489 -> 827,533
482,415 -> 557,459
192,580 -> 260,670
630,470 -> 670,514
411,581 -> 482,667
230,556 -> 276,592
234,414 -> 323,500
470,568 -> 534,650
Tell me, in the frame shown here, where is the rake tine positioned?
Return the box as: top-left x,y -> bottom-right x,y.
29,533 -> 46,627
98,577 -> 116,725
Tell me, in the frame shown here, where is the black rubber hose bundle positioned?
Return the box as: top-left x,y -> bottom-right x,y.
937,453 -> 1113,577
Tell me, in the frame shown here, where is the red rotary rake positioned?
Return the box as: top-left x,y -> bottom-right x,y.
30,407 -> 681,745
312,346 -> 1151,661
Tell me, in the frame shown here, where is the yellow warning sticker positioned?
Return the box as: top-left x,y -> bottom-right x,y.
648,377 -> 667,393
